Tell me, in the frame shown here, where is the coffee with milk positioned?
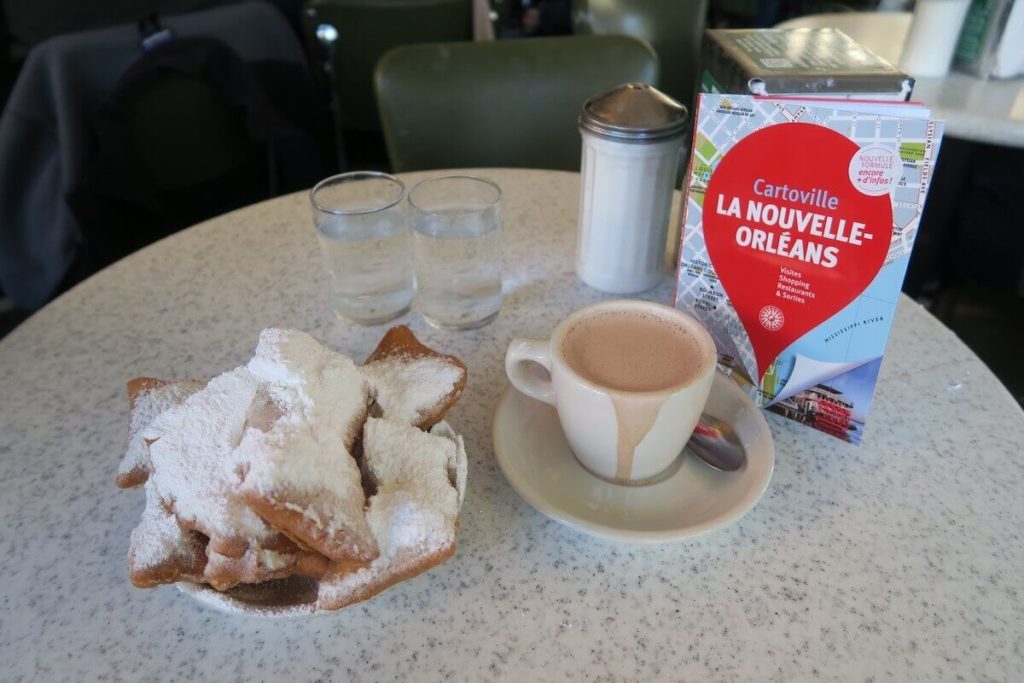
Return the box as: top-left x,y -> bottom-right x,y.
560,308 -> 708,393
506,300 -> 716,484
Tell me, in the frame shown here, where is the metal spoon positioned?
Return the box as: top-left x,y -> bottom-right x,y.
687,415 -> 746,472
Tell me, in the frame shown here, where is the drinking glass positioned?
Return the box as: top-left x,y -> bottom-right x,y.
409,175 -> 503,329
311,171 -> 413,324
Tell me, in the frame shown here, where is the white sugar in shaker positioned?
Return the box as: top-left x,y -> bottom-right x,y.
576,83 -> 688,294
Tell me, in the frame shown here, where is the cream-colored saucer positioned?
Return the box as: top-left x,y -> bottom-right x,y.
492,373 -> 774,543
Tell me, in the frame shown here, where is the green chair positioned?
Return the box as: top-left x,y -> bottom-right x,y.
302,0 -> 473,164
374,35 -> 658,172
573,0 -> 708,109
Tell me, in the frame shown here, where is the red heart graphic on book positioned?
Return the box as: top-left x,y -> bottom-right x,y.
703,122 -> 892,381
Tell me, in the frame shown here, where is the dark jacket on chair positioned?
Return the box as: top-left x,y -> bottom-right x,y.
0,1 -> 318,309
68,36 -> 328,271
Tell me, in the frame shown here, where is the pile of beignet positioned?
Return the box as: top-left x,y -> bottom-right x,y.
117,326 -> 467,613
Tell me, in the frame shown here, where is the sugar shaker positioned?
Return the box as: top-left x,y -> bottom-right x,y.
576,83 -> 688,294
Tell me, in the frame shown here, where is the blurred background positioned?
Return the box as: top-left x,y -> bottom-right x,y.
0,0 -> 1020,403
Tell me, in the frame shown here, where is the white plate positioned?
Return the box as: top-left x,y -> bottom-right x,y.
492,373 -> 774,543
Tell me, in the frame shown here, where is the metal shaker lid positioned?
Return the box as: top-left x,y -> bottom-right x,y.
579,83 -> 688,143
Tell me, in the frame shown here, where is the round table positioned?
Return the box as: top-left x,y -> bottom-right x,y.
1,169 -> 1022,681
777,12 -> 1024,148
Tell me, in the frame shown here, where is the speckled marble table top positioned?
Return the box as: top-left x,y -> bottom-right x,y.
1,169 -> 1022,682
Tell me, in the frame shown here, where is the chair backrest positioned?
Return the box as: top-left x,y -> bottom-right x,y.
303,0 -> 473,133
374,35 -> 658,172
573,0 -> 708,109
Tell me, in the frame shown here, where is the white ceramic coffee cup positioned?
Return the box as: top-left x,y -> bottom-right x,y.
505,300 -> 717,484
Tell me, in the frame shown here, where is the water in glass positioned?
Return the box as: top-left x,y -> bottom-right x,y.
311,172 -> 413,325
414,213 -> 503,328
409,176 -> 503,329
316,212 -> 413,324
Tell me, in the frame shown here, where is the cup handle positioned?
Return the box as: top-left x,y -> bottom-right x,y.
505,338 -> 555,405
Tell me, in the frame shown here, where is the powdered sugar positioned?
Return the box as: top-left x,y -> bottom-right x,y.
129,480 -> 204,573
354,417 -> 458,557
118,380 -> 204,486
177,419 -> 468,617
315,418 -> 463,609
430,421 -> 468,507
140,330 -> 379,557
144,367 -> 274,547
362,355 -> 462,426
235,329 -> 377,559
124,327 -> 468,614
239,329 -> 370,495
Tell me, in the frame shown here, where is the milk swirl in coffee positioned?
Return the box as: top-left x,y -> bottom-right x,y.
560,309 -> 706,393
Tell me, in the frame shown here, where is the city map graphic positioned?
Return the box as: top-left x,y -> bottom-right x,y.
675,94 -> 944,443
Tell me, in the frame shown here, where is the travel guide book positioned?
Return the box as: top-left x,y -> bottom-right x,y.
674,94 -> 944,443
